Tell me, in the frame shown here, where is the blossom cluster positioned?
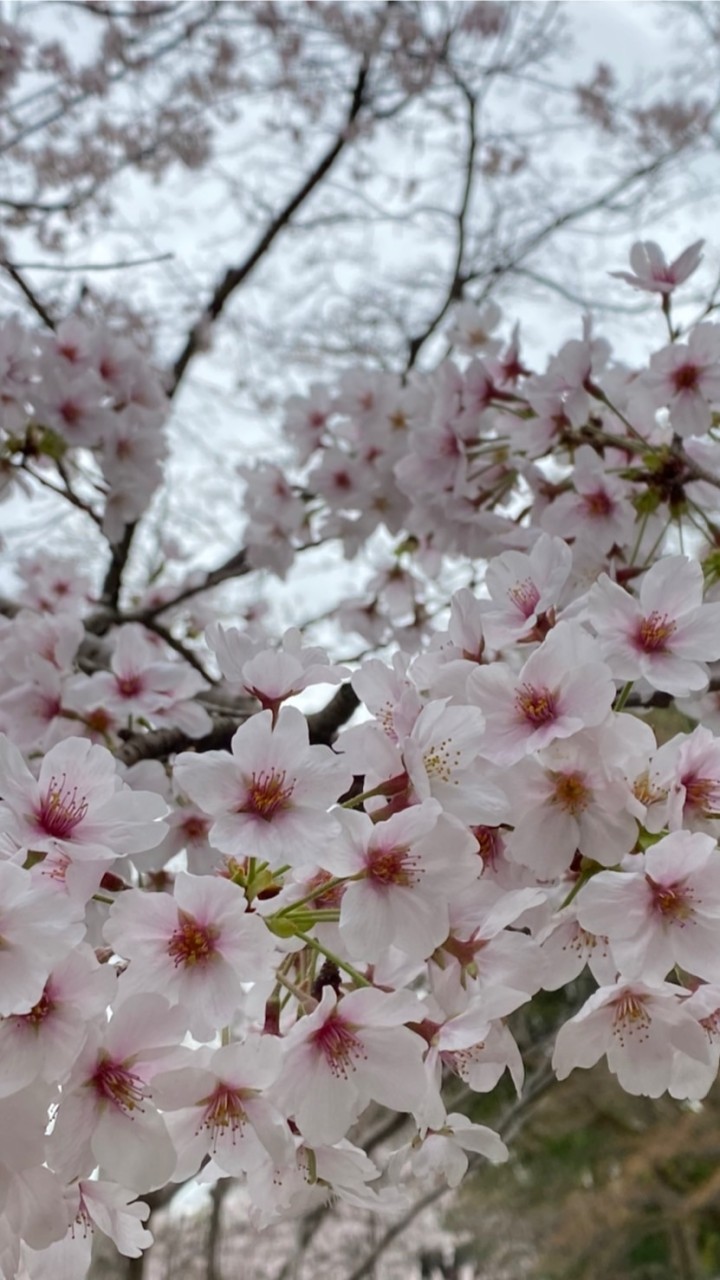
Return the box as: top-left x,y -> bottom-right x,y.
4,240 -> 720,1276
0,315 -> 168,540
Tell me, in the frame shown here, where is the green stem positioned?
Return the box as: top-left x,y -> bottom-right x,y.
295,931 -> 371,988
613,681 -> 634,712
559,867 -> 594,911
340,784 -> 391,809
628,508 -> 649,567
273,876 -> 356,917
588,384 -> 652,449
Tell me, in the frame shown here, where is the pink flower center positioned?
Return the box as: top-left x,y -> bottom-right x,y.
312,1012 -> 365,1078
304,871 -> 345,908
35,774 -> 88,838
200,1083 -> 248,1147
366,843 -> 417,888
508,577 -> 541,618
672,362 -> 700,392
635,611 -> 676,654
167,910 -> 220,968
85,706 -> 114,734
15,986 -> 55,1028
646,874 -> 694,922
40,694 -> 62,723
551,770 -> 591,815
582,489 -> 613,517
682,774 -> 720,815
59,399 -> 82,426
611,991 -> 651,1044
90,1056 -> 148,1114
240,770 -> 295,821
181,814 -> 210,842
515,683 -> 557,727
115,673 -> 144,698
699,1009 -> 720,1038
471,825 -> 503,870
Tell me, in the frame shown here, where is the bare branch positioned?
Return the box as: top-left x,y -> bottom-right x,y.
343,1058 -> 557,1280
139,618 -> 218,684
168,60 -> 370,397
0,259 -> 56,331
305,682 -> 360,744
3,253 -> 174,273
406,79 -> 477,370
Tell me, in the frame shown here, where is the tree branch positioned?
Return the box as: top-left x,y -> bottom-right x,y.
167,59 -> 370,397
406,79 -> 477,370
343,1059 -> 556,1280
116,680 -> 358,766
0,259 -> 56,330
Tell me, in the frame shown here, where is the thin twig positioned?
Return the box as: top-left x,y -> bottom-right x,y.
343,1058 -> 557,1280
0,259 -> 56,330
4,252 -> 174,272
168,59 -> 370,397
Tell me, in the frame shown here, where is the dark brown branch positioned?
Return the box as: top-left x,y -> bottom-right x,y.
305,682 -> 360,744
94,546 -> 251,633
0,259 -> 56,330
140,618 -> 217,684
115,681 -> 359,767
406,80 -> 477,370
117,715 -> 242,767
98,61 -> 368,611
20,461 -> 102,525
140,548 -> 251,621
99,522 -> 136,612
167,60 -> 369,398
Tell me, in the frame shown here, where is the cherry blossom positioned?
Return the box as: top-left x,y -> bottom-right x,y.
540,444 -> 636,552
272,987 -> 429,1146
104,872 -> 277,1038
8,241 -> 720,1263
244,1138 -> 392,1230
322,801 -> 480,963
0,945 -> 115,1096
206,624 -> 348,713
469,622 -> 615,766
152,1037 -> 292,1180
552,979 -> 711,1097
587,556 -> 720,695
480,533 -> 572,648
0,862 -> 84,1017
67,1180 -> 153,1260
71,624 -> 211,735
388,1112 -> 508,1189
610,238 -> 704,294
0,734 -> 168,865
576,830 -> 720,983
50,994 -> 185,1192
506,733 -> 640,877
643,724 -> 720,834
638,323 -> 720,438
174,706 -> 352,869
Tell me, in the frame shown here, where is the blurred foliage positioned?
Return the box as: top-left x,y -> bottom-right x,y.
452,1047 -> 720,1280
